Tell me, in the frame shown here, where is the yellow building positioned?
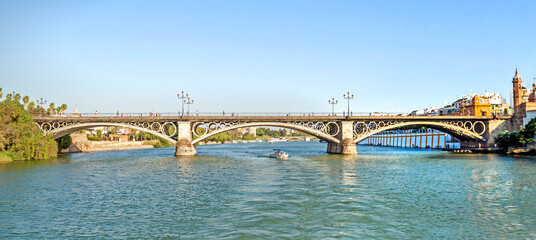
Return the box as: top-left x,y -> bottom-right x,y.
458,95 -> 491,116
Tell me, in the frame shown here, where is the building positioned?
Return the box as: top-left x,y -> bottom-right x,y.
459,95 -> 491,116
438,91 -> 508,117
511,69 -> 536,129
109,134 -> 129,142
247,127 -> 257,136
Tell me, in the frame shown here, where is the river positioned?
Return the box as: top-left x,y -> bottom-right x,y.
1,142 -> 535,239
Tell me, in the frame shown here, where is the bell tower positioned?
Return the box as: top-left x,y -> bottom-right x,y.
512,68 -> 525,130
512,68 -> 523,108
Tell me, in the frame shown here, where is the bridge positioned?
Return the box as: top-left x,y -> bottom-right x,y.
33,114 -> 510,155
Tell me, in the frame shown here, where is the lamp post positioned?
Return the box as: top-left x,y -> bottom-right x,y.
328,98 -> 338,116
36,98 -> 47,109
343,92 -> 354,117
184,97 -> 194,116
177,91 -> 188,116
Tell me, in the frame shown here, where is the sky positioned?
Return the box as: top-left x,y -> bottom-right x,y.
1,0 -> 535,114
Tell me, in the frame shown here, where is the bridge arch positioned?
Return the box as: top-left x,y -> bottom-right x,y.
354,121 -> 486,144
45,122 -> 177,144
191,122 -> 340,145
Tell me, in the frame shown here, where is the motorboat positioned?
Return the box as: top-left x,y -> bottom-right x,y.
269,149 -> 288,160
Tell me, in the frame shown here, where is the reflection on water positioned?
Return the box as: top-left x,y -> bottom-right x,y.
1,142 -> 536,239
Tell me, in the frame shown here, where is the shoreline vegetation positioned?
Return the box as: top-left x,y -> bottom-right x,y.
0,97 -> 58,162
0,88 -> 70,161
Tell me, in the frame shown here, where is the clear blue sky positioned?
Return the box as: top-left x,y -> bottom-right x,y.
1,0 -> 535,113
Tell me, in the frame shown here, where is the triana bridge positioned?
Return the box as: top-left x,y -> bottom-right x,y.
33,114 -> 510,155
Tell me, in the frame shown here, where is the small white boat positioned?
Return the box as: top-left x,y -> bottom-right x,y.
269,149 -> 288,160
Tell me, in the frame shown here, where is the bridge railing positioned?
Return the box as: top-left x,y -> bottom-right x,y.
44,112 -> 407,117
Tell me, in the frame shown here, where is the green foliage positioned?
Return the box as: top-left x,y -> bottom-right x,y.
134,132 -> 157,141
494,117 -> 536,151
28,103 -> 47,115
0,151 -> 12,161
48,103 -> 56,115
148,138 -> 174,148
0,99 -> 58,160
208,133 -> 233,144
87,135 -> 101,141
96,129 -> 102,137
56,135 -> 72,151
520,117 -> 536,141
256,128 -> 265,136
242,133 -> 256,141
22,96 -> 29,107
495,131 -> 525,151
255,127 -> 285,138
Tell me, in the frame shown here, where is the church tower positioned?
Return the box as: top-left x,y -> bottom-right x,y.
512,68 -> 523,108
512,68 -> 525,130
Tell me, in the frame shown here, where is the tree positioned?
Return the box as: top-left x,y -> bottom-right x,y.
56,106 -> 62,116
55,135 -> 72,151
60,104 -> 67,115
495,131 -> 525,151
6,93 -> 12,101
48,103 -> 56,115
520,117 -> 536,141
0,88 -> 2,99
14,93 -> 21,103
0,98 -> 58,160
22,96 -> 29,108
256,128 -> 266,136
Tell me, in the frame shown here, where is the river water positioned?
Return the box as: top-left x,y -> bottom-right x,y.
1,142 -> 535,239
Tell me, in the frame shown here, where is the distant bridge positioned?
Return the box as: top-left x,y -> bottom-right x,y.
33,114 -> 510,156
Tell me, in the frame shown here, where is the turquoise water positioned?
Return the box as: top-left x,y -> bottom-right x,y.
1,142 -> 536,239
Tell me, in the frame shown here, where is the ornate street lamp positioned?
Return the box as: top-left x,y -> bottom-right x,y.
343,92 -> 354,117
328,98 -> 338,116
37,97 -> 47,109
185,97 -> 194,116
177,91 -> 188,116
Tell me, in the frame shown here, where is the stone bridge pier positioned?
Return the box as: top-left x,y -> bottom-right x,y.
326,121 -> 357,155
175,121 -> 196,156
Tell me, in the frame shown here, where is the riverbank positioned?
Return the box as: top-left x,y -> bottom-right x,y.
63,140 -> 154,153
0,152 -> 12,162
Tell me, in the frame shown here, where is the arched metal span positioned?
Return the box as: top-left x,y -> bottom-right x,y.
354,121 -> 485,144
48,122 -> 177,144
191,122 -> 340,145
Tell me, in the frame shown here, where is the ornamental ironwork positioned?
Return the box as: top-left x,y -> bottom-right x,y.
35,121 -> 179,138
191,121 -> 341,138
352,120 -> 486,140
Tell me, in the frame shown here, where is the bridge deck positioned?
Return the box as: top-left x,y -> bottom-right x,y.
33,116 -> 506,123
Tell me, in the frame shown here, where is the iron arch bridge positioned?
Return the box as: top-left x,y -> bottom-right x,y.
352,120 -> 487,143
33,115 -> 508,155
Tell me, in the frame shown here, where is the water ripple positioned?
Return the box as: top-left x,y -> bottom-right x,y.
1,143 -> 536,239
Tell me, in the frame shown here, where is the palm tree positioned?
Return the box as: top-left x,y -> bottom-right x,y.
48,103 -> 55,115
60,104 -> 68,115
6,93 -> 12,101
28,101 -> 35,112
0,88 -> 3,99
23,96 -> 30,108
14,93 -> 21,102
56,107 -> 62,115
